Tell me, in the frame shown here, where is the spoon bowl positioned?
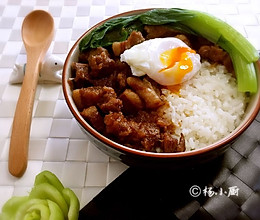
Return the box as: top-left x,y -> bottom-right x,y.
22,10 -> 54,47
8,10 -> 54,177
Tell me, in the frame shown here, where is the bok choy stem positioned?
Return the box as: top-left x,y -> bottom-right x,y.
182,10 -> 259,63
218,36 -> 258,93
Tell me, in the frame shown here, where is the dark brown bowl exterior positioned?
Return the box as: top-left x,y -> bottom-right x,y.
62,9 -> 260,169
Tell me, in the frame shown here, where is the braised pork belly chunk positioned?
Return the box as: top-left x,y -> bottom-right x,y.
69,26 -> 234,153
112,31 -> 145,56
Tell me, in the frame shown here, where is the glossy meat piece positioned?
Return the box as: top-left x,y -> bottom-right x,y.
99,96 -> 122,113
72,89 -> 84,111
71,62 -> 90,88
198,45 -> 233,72
72,86 -> 122,113
81,106 -> 105,132
89,72 -> 117,88
116,73 -> 128,91
127,77 -> 164,109
139,123 -> 161,152
87,47 -> 115,77
112,31 -> 145,56
104,112 -> 133,137
71,62 -> 89,80
176,133 -> 186,152
119,89 -> 144,114
162,133 -> 186,153
77,86 -> 104,110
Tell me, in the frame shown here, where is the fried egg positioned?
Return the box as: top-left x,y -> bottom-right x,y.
120,37 -> 201,86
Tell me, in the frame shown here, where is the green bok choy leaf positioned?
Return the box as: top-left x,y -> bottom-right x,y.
79,8 -> 258,93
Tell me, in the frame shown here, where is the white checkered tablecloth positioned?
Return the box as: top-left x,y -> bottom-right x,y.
0,0 -> 260,211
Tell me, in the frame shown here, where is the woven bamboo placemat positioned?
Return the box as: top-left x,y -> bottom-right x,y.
79,112 -> 260,220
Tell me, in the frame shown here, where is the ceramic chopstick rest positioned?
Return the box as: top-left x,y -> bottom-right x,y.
9,55 -> 63,84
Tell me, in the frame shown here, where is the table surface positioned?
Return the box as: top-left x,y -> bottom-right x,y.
0,0 -> 260,213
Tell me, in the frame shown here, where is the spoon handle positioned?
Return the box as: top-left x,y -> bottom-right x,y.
8,54 -> 41,177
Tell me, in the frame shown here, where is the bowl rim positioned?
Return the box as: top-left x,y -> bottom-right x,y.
62,8 -> 260,159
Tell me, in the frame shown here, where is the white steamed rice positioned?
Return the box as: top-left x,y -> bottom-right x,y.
163,61 -> 249,151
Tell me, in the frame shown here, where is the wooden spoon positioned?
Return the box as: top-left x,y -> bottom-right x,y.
8,10 -> 54,177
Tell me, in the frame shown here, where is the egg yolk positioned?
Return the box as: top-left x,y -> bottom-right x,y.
159,47 -> 196,84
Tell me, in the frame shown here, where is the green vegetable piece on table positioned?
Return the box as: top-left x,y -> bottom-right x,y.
34,170 -> 64,193
0,197 -> 29,220
62,188 -> 80,220
0,171 -> 80,220
29,182 -> 69,217
13,199 -> 50,220
46,200 -> 64,220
